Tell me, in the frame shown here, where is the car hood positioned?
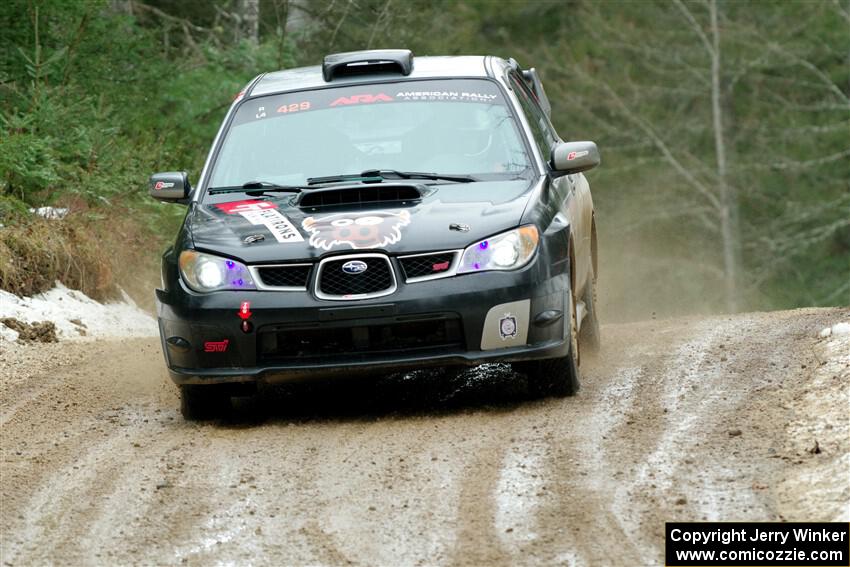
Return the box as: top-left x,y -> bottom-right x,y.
189,179 -> 539,263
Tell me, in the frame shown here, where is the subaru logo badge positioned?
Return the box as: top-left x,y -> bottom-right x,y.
342,260 -> 368,274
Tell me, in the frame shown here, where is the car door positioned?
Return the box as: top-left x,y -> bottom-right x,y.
508,72 -> 590,297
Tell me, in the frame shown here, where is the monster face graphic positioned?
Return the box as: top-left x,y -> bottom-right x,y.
302,210 -> 411,251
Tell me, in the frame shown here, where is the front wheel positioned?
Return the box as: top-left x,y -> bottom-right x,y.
179,385 -> 231,420
513,292 -> 580,398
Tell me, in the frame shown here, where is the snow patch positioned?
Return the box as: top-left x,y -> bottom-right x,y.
0,282 -> 157,343
819,321 -> 850,338
494,443 -> 546,546
830,322 -> 850,336
29,206 -> 69,220
779,320 -> 850,521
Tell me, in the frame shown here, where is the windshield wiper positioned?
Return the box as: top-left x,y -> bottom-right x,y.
365,169 -> 477,183
306,170 -> 476,186
208,181 -> 309,195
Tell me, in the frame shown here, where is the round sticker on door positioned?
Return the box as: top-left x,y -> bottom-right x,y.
499,314 -> 518,340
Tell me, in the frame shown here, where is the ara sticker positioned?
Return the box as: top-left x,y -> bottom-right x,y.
499,314 -> 518,340
329,93 -> 393,107
302,210 -> 411,251
215,200 -> 304,243
567,150 -> 589,161
204,339 -> 229,353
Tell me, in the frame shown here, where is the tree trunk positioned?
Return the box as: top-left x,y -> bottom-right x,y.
109,0 -> 132,15
709,0 -> 740,312
236,0 -> 259,44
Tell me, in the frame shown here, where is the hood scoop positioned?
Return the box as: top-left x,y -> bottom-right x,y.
297,184 -> 423,210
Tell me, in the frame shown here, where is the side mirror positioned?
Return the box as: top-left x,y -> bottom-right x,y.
550,141 -> 600,176
149,172 -> 191,203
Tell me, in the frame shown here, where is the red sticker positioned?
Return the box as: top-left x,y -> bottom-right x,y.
277,101 -> 311,114
216,200 -> 277,214
432,261 -> 450,272
567,151 -> 577,161
204,339 -> 229,353
330,93 -> 393,107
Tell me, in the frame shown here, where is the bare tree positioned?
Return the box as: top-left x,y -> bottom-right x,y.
236,0 -> 260,44
533,0 -> 849,313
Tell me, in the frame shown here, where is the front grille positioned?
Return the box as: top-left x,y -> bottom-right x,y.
258,316 -> 464,361
399,251 -> 458,281
256,264 -> 311,288
317,255 -> 395,298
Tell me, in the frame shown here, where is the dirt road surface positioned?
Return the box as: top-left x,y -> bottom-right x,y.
2,308 -> 848,566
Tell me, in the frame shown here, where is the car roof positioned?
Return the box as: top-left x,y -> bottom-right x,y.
250,55 -> 505,97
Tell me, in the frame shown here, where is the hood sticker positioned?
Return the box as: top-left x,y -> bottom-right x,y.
241,208 -> 303,243
215,200 -> 304,244
302,210 -> 411,251
215,200 -> 276,214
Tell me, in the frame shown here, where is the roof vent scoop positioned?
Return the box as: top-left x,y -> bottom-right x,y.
322,49 -> 414,82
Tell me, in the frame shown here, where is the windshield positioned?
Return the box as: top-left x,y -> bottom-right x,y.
206,79 -> 532,195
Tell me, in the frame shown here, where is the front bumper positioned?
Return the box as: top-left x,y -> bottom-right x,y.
156,255 -> 570,385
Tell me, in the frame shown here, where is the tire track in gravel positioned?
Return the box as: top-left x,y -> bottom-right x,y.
1,308 -> 847,566
1,340 -> 182,565
512,323 -> 674,566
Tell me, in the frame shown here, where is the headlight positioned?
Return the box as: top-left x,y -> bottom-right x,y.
178,250 -> 257,292
458,225 -> 539,273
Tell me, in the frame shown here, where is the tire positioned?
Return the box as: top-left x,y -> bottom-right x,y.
580,264 -> 601,354
514,291 -> 580,398
179,384 -> 231,420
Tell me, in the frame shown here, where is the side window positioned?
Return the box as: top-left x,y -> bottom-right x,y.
508,73 -> 558,160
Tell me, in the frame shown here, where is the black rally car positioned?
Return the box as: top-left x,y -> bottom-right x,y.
150,50 -> 601,419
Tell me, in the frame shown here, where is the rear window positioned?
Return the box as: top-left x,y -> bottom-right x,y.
207,79 -> 531,192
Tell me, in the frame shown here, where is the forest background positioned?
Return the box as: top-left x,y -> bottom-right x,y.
1,0 -> 847,319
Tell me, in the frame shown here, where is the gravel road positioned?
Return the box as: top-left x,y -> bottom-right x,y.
1,308 -> 848,566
